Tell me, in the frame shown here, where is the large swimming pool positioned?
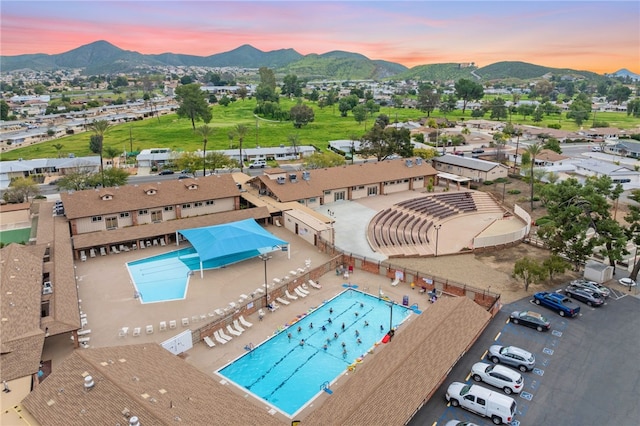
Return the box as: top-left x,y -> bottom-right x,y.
126,246 -> 261,303
217,289 -> 415,417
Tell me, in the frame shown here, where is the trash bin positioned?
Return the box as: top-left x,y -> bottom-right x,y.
402,295 -> 409,306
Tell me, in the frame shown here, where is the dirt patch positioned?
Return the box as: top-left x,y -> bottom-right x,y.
391,243 -> 581,304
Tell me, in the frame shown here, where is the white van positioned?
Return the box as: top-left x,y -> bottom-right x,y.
446,382 -> 517,425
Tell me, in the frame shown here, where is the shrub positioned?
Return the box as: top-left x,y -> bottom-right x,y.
483,180 -> 494,185
494,177 -> 509,183
547,123 -> 561,129
507,189 -> 521,195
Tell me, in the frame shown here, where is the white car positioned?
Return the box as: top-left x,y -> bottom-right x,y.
471,362 -> 524,394
445,421 -> 479,426
619,277 -> 637,287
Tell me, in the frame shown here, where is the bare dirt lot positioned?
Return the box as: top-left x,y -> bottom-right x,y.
391,243 -> 581,304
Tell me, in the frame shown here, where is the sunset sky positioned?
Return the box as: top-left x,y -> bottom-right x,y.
1,1 -> 638,74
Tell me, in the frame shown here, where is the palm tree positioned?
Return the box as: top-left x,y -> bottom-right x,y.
52,143 -> 64,158
196,124 -> 214,176
235,124 -> 248,173
525,142 -> 543,211
87,120 -> 111,187
103,146 -> 121,169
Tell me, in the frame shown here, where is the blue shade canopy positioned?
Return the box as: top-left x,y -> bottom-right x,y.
177,219 -> 288,264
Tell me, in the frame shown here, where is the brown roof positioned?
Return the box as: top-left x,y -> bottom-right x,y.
303,297 -> 491,425
0,243 -> 46,381
0,202 -> 31,213
513,148 -> 569,162
70,206 -> 271,250
22,344 -> 282,426
254,158 -> 438,203
35,202 -> 82,335
60,174 -> 240,219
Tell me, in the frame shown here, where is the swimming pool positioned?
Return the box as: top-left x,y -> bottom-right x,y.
217,289 -> 415,417
126,246 -> 262,303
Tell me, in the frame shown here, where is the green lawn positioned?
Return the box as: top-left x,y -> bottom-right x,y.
2,98 -> 639,161
0,228 -> 31,245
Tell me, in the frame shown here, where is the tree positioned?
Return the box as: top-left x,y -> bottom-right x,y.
91,167 -> 130,188
52,143 -> 64,158
623,189 -> 640,281
237,86 -> 248,101
454,79 -> 484,114
567,93 -> 591,126
542,255 -> 570,280
626,99 -> 640,118
173,152 -> 202,176
359,124 -> 390,161
88,120 -> 111,187
196,124 -> 214,176
607,84 -> 632,104
281,74 -> 302,98
103,146 -> 121,168
204,151 -> 236,171
304,151 -> 346,169
256,67 -> 278,103
235,124 -> 249,172
513,257 -> 545,292
3,177 -> 40,203
352,104 -> 367,125
290,102 -> 315,128
525,142 -> 543,211
531,80 -> 554,99
542,138 -> 562,154
288,133 -> 301,158
416,83 -> 440,117
489,97 -> 508,120
0,100 -> 9,121
175,83 -> 212,130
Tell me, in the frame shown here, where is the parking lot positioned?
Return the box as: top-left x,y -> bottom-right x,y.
408,284 -> 640,426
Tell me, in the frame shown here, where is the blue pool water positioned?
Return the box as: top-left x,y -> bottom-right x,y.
126,246 -> 263,303
217,289 -> 414,417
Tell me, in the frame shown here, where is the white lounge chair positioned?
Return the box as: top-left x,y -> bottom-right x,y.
118,327 -> 128,337
80,251 -> 87,262
146,240 -> 151,247
181,317 -> 190,326
132,327 -> 141,337
227,324 -> 242,337
239,315 -> 253,328
100,247 -> 107,256
160,239 -> 166,246
258,309 -> 265,320
299,286 -> 310,295
219,328 -> 233,341
233,319 -> 245,333
214,308 -> 225,316
153,239 -> 158,246
77,329 -> 91,336
204,336 -> 216,348
214,330 -> 228,344
391,278 -> 400,286
169,320 -> 177,329
139,241 -> 146,249
294,287 -> 307,298
119,244 -> 127,252
275,219 -> 282,227
309,280 -> 322,289
276,297 -> 290,305
146,325 -> 153,334
111,246 -> 120,254
255,287 -> 265,294
268,301 -> 280,312
285,290 -> 298,300
192,315 -> 199,323
89,248 -> 96,258
159,321 -> 167,331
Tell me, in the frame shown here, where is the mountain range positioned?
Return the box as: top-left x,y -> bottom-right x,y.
1,40 -> 638,82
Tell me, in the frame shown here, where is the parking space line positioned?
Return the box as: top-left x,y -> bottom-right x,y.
481,349 -> 488,359
494,332 -> 501,341
464,372 -> 471,381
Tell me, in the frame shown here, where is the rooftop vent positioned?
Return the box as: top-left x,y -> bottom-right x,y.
405,159 -> 413,167
83,375 -> 95,391
301,171 -> 310,181
289,173 -> 298,183
415,158 -> 423,165
276,176 -> 286,185
129,416 -> 140,426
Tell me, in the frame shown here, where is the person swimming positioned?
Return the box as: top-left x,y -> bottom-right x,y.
299,339 -> 305,346
364,321 -> 369,327
297,326 -> 302,333
321,325 -> 326,331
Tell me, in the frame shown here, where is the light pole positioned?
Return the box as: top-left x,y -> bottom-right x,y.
434,224 -> 442,257
386,300 -> 393,334
259,254 -> 271,305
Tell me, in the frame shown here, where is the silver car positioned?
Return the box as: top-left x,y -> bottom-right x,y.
471,362 -> 524,394
488,345 -> 535,372
570,279 -> 610,298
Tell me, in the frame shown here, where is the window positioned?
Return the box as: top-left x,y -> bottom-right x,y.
119,212 -> 130,218
105,216 -> 117,229
205,200 -> 214,206
324,190 -> 332,195
194,201 -> 203,207
368,186 -> 378,196
138,209 -> 148,215
91,216 -> 102,222
151,210 -> 162,222
182,203 -> 191,209
308,198 -> 317,203
164,206 -> 174,211
476,397 -> 486,406
333,191 -> 345,202
41,300 -> 50,318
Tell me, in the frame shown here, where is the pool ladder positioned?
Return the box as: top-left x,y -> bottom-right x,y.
321,381 -> 333,395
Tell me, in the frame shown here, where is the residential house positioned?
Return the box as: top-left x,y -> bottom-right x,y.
0,156 -> 100,189
608,140 -> 640,159
509,148 -> 570,168
571,159 -> 640,187
432,154 -> 508,183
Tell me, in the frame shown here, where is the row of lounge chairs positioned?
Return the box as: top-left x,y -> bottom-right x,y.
206,316 -> 254,347
80,239 -> 168,260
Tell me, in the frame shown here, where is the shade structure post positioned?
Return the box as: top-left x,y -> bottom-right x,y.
200,260 -> 203,279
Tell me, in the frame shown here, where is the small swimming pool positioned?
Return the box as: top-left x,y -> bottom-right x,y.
126,246 -> 262,303
217,289 -> 415,417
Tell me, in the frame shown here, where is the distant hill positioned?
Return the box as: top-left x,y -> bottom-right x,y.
609,68 -> 640,81
0,40 -> 622,83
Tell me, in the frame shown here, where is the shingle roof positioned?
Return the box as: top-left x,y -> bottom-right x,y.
22,344 -> 282,426
0,243 -> 46,381
303,297 -> 491,425
254,158 -> 438,203
433,154 -> 507,172
60,174 -> 240,219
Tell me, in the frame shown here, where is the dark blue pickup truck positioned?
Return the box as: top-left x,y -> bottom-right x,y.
533,291 -> 581,317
